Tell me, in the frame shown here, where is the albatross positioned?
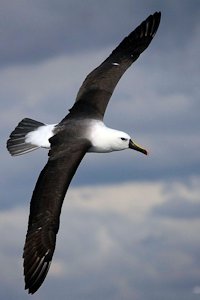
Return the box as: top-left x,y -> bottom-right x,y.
7,12 -> 161,294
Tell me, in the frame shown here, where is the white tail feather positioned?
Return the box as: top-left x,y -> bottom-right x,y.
7,118 -> 56,156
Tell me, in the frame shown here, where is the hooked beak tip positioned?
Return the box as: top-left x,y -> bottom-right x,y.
129,139 -> 148,156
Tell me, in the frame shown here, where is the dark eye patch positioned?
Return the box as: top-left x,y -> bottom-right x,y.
120,137 -> 128,141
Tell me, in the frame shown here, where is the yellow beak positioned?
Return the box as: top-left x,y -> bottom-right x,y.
129,139 -> 148,155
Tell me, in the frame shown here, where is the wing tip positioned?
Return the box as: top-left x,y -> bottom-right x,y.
23,228 -> 55,294
151,11 -> 161,36
24,254 -> 52,294
138,11 -> 161,40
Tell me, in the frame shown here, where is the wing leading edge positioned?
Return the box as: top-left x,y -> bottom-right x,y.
71,12 -> 161,119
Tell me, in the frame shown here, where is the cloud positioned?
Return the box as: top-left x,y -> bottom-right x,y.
1,178 -> 200,299
151,177 -> 200,219
1,1 -> 200,67
152,197 -> 200,219
193,286 -> 200,295
0,0 -> 158,66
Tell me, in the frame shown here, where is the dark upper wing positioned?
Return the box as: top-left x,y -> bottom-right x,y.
70,12 -> 161,119
23,138 -> 90,294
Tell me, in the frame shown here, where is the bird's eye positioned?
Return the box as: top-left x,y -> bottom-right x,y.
120,137 -> 128,141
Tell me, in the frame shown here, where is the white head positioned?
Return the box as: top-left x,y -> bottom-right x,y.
89,123 -> 148,154
105,130 -> 132,151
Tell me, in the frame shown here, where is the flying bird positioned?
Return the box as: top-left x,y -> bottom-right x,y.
7,12 -> 161,294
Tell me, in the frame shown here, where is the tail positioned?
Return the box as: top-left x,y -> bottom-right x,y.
7,118 -> 45,156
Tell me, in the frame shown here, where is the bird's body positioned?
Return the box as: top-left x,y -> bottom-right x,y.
23,119 -> 133,153
7,12 -> 161,294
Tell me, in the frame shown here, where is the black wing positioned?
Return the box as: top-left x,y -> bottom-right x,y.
70,12 -> 161,119
23,138 -> 90,294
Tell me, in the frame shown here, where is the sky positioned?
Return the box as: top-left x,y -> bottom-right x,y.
1,1 -> 200,299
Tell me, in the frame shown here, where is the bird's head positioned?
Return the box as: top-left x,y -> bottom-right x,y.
110,130 -> 148,155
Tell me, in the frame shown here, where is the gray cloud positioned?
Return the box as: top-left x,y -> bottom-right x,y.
151,178 -> 200,219
152,197 -> 200,219
1,1 -> 200,67
0,180 -> 200,299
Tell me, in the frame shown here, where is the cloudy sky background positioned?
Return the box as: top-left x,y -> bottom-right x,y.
1,1 -> 200,299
